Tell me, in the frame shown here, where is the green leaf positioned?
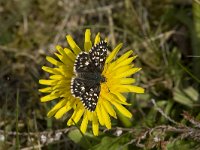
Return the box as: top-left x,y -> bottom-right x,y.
68,129 -> 91,150
192,0 -> 200,77
116,109 -> 132,128
173,86 -> 199,107
183,86 -> 199,102
68,129 -> 83,143
167,140 -> 197,150
90,135 -> 129,150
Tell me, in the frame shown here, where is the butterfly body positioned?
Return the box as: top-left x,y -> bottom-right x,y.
77,72 -> 105,83
71,41 -> 108,111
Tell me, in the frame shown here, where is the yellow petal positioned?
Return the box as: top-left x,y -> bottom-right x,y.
52,80 -> 70,91
112,86 -> 129,93
112,57 -> 135,71
102,100 -> 117,119
102,93 -> 130,106
115,50 -> 134,64
49,75 -> 64,80
119,85 -> 145,93
55,100 -> 72,119
39,87 -> 52,93
73,105 -> 85,123
84,29 -> 92,52
111,91 -> 126,102
92,112 -> 99,136
96,102 -> 104,125
42,66 -> 61,74
67,103 -> 84,125
39,79 -> 57,85
118,78 -> 136,84
106,43 -> 123,63
111,66 -> 132,76
86,110 -> 93,121
58,66 -> 73,77
40,93 -> 59,102
102,63 -> 111,74
64,48 -> 76,61
56,45 -> 75,63
114,68 -> 141,78
66,35 -> 81,55
94,32 -> 100,45
112,101 -> 132,118
72,103 -> 84,123
54,53 -> 73,67
47,99 -> 66,117
67,112 -> 76,126
101,104 -> 111,129
80,112 -> 88,134
46,56 -> 63,66
56,45 -> 65,56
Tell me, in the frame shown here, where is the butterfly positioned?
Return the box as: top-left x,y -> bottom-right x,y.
70,41 -> 108,111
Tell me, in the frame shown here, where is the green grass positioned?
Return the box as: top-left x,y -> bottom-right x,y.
0,0 -> 200,149
15,89 -> 19,150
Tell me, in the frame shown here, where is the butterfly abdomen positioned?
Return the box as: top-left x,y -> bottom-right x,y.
77,72 -> 106,83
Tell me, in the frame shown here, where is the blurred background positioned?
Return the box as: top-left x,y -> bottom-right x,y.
0,0 -> 200,149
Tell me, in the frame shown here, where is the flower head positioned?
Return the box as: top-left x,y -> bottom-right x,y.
39,29 -> 144,136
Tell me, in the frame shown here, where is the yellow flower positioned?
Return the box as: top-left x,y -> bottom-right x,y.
39,29 -> 144,136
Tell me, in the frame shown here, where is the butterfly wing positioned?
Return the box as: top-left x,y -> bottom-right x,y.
73,52 -> 94,73
71,78 -> 100,111
89,41 -> 108,73
74,41 -> 108,74
71,41 -> 108,111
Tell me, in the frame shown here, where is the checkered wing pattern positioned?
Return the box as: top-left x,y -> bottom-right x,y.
73,52 -> 93,73
71,41 -> 108,111
71,78 -> 100,111
89,41 -> 108,72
